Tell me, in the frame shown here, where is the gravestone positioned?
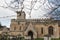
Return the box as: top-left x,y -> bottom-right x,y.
44,34 -> 51,40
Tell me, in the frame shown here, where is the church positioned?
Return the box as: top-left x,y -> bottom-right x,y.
8,11 -> 60,39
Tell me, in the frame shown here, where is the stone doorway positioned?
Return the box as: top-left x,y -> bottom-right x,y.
28,31 -> 33,40
48,26 -> 54,35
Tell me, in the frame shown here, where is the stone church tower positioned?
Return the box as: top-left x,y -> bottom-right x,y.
17,11 -> 26,19
10,11 -> 26,36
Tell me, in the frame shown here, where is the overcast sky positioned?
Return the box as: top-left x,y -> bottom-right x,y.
0,0 -> 59,28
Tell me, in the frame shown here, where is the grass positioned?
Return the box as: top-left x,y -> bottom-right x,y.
35,38 -> 60,40
35,38 -> 44,40
51,38 -> 60,40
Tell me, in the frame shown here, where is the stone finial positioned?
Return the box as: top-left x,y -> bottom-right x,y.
16,11 -> 25,14
16,11 -> 21,14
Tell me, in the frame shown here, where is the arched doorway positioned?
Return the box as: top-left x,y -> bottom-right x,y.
28,31 -> 33,40
48,26 -> 54,35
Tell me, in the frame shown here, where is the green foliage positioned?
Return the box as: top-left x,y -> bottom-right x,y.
0,34 -> 25,40
51,38 -> 60,40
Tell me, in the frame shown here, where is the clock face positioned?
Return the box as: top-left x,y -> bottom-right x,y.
48,0 -> 60,6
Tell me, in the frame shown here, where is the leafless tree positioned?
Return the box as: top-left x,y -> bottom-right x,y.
0,0 -> 46,18
44,0 -> 60,19
0,0 -> 60,19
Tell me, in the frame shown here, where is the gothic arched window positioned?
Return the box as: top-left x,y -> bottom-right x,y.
48,26 -> 54,35
41,27 -> 43,34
